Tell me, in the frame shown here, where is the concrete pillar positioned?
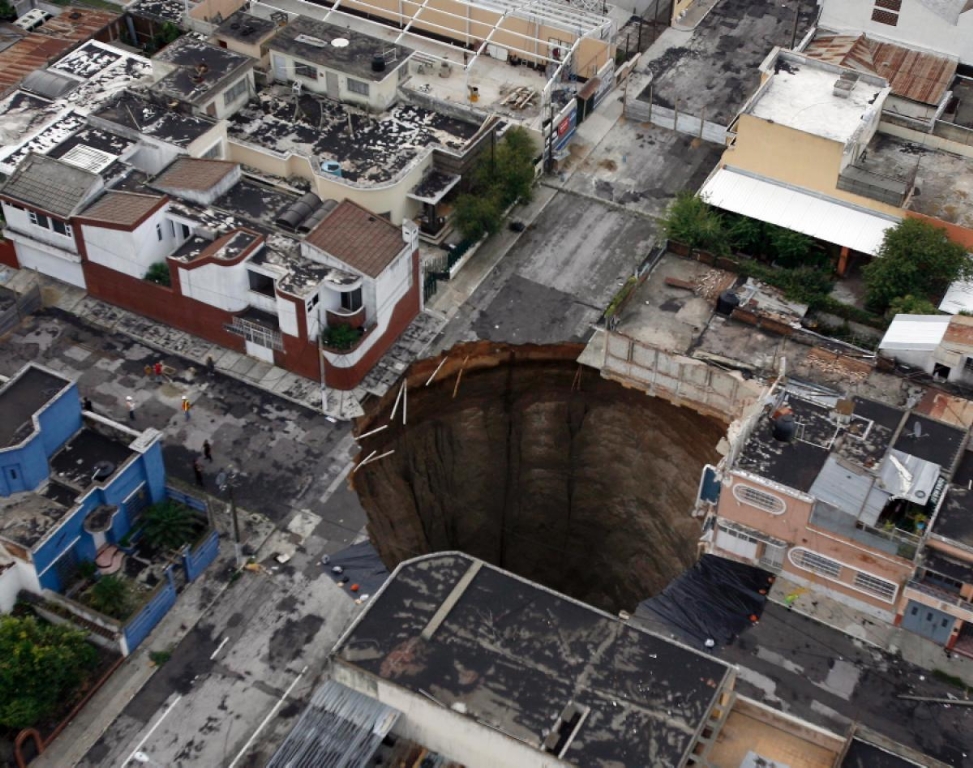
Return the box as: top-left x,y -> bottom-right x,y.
837,246 -> 850,277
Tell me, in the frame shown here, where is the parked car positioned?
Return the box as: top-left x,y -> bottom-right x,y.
509,220 -> 526,233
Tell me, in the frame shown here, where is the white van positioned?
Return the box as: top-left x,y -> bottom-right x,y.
14,9 -> 52,32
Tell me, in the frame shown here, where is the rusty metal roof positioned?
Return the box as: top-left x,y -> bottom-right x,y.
0,8 -> 119,99
805,35 -> 957,106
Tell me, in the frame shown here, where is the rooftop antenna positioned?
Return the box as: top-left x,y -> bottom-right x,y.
910,421 -> 927,440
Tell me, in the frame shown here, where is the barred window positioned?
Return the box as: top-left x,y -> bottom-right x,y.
294,62 -> 318,80
223,78 -> 248,106
853,572 -> 897,602
871,7 -> 898,25
732,483 -> 786,515
790,548 -> 842,579
347,78 -> 369,96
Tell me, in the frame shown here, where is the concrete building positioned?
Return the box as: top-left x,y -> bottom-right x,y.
701,48 -> 973,275
879,313 -> 973,384
212,11 -> 278,67
269,551 -> 947,768
0,363 -> 166,611
818,0 -> 973,66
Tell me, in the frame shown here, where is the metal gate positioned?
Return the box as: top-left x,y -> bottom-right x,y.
901,600 -> 955,645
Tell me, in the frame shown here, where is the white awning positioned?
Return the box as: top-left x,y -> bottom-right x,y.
879,314 -> 949,352
940,278 -> 973,314
700,167 -> 899,255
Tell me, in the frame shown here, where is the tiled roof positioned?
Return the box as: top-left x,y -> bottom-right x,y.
78,191 -> 165,227
305,200 -> 406,278
0,8 -> 120,98
0,152 -> 100,217
153,158 -> 236,192
805,35 -> 957,106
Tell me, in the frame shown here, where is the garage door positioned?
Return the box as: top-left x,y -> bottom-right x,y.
901,600 -> 955,645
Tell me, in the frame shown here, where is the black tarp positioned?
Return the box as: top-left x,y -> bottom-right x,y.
326,540 -> 390,600
635,555 -> 775,648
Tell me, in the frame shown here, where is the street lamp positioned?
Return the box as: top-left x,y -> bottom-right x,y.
216,466 -> 243,568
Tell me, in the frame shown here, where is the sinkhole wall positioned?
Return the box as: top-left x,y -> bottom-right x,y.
352,342 -> 727,613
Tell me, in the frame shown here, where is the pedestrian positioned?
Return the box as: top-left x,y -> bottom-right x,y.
182,395 -> 192,420
153,361 -> 163,383
203,439 -> 212,462
193,458 -> 204,487
82,396 -> 93,412
144,363 -> 153,378
206,356 -> 215,377
126,396 -> 135,421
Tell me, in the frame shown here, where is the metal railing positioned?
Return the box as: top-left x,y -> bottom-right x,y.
907,579 -> 973,616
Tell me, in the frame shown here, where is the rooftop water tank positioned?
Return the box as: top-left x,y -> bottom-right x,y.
716,290 -> 740,316
320,160 -> 342,178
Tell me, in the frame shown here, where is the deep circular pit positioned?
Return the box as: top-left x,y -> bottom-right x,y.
352,342 -> 726,614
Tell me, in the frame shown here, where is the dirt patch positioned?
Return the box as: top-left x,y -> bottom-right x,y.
353,342 -> 725,613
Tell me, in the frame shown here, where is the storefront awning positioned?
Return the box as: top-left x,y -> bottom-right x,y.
700,167 -> 899,256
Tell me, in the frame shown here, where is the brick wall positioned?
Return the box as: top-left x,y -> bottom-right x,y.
0,239 -> 18,269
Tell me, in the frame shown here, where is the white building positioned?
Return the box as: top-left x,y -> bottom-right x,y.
880,313 -> 973,384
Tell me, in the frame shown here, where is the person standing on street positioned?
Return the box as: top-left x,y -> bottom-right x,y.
82,396 -> 93,412
126,396 -> 135,421
182,395 -> 192,420
203,439 -> 213,462
193,458 -> 204,487
153,361 -> 163,383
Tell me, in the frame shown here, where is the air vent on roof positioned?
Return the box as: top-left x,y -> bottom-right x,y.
542,702 -> 589,758
833,72 -> 858,99
61,145 -> 118,173
92,461 -> 116,482
295,34 -> 328,47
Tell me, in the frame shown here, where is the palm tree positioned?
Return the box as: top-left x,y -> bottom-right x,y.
140,501 -> 199,552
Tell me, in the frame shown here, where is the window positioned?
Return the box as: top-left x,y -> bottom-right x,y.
201,142 -> 222,159
307,293 -> 320,311
51,219 -> 70,237
156,223 -> 163,241
169,220 -> 176,237
181,224 -> 191,239
790,548 -> 843,579
871,6 -> 898,25
760,542 -> 785,570
28,210 -> 50,229
223,78 -> 248,106
341,287 -> 363,312
294,62 -> 318,80
248,269 -> 275,297
874,0 -> 901,9
347,77 -> 369,96
732,483 -> 786,515
398,63 -> 409,82
853,571 -> 898,602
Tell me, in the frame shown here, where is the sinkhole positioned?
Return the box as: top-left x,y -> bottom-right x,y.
351,342 -> 726,614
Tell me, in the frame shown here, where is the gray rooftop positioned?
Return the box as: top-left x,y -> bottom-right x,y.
154,35 -> 254,106
269,16 -> 410,82
214,11 -> 277,44
92,90 -> 218,148
0,152 -> 101,217
334,552 -> 731,768
266,680 -> 399,768
0,366 -> 72,448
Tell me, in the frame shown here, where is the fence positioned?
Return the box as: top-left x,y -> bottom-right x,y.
122,567 -> 177,654
166,484 -> 209,513
0,281 -> 41,337
183,529 -> 220,582
624,99 -> 728,144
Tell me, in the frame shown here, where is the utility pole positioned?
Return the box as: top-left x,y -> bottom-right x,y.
790,0 -> 801,50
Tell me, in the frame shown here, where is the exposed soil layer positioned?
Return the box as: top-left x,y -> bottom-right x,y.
353,342 -> 725,613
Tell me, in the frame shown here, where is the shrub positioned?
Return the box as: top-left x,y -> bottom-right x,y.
727,215 -> 765,255
886,294 -> 940,318
0,615 -> 98,729
84,575 -> 134,620
145,262 -> 171,287
766,225 -> 823,269
661,192 -> 730,255
322,322 -> 362,351
141,500 -> 200,552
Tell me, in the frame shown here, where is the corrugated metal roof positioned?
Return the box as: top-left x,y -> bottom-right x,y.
266,680 -> 399,768
806,35 -> 957,106
939,279 -> 973,314
153,158 -> 236,192
879,314 -> 949,351
0,152 -> 101,217
879,448 -> 941,504
701,168 -> 898,255
810,455 -> 881,518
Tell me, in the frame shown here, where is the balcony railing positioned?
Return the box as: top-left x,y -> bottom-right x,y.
808,504 -> 919,561
906,579 -> 973,616
326,305 -> 366,330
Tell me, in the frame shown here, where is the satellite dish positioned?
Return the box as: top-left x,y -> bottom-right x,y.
331,37 -> 349,47
911,422 -> 925,439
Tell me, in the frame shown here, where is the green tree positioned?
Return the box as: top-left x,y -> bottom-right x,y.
141,500 -> 199,552
84,575 -> 134,620
886,294 -> 940,318
473,127 -> 537,207
766,225 -> 819,269
0,615 -> 97,730
863,219 -> 972,312
454,193 -> 503,241
145,262 -> 171,287
660,192 -> 730,255
727,215 -> 765,256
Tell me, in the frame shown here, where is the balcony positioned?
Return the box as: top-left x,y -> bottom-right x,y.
326,305 -> 366,330
808,503 -> 919,561
905,579 -> 973,619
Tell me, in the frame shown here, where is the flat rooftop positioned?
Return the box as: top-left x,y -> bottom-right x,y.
0,367 -> 71,448
93,90 -> 217,148
0,490 -> 70,549
154,35 -> 253,105
48,427 -> 133,492
335,552 -> 731,768
227,85 -> 480,186
748,56 -> 888,144
859,133 -> 973,230
269,16 -> 410,83
214,11 -> 276,45
932,449 -> 973,547
637,0 -> 818,125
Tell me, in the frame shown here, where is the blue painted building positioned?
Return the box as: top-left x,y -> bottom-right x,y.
0,364 -> 167,610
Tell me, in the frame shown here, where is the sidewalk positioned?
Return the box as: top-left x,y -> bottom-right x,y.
0,265 -> 444,421
770,574 -> 973,688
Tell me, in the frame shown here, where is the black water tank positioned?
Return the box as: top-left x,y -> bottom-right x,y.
371,53 -> 386,72
716,290 -> 740,316
772,413 -> 796,442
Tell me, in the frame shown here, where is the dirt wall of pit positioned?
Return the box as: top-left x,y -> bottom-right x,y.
352,342 -> 727,613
